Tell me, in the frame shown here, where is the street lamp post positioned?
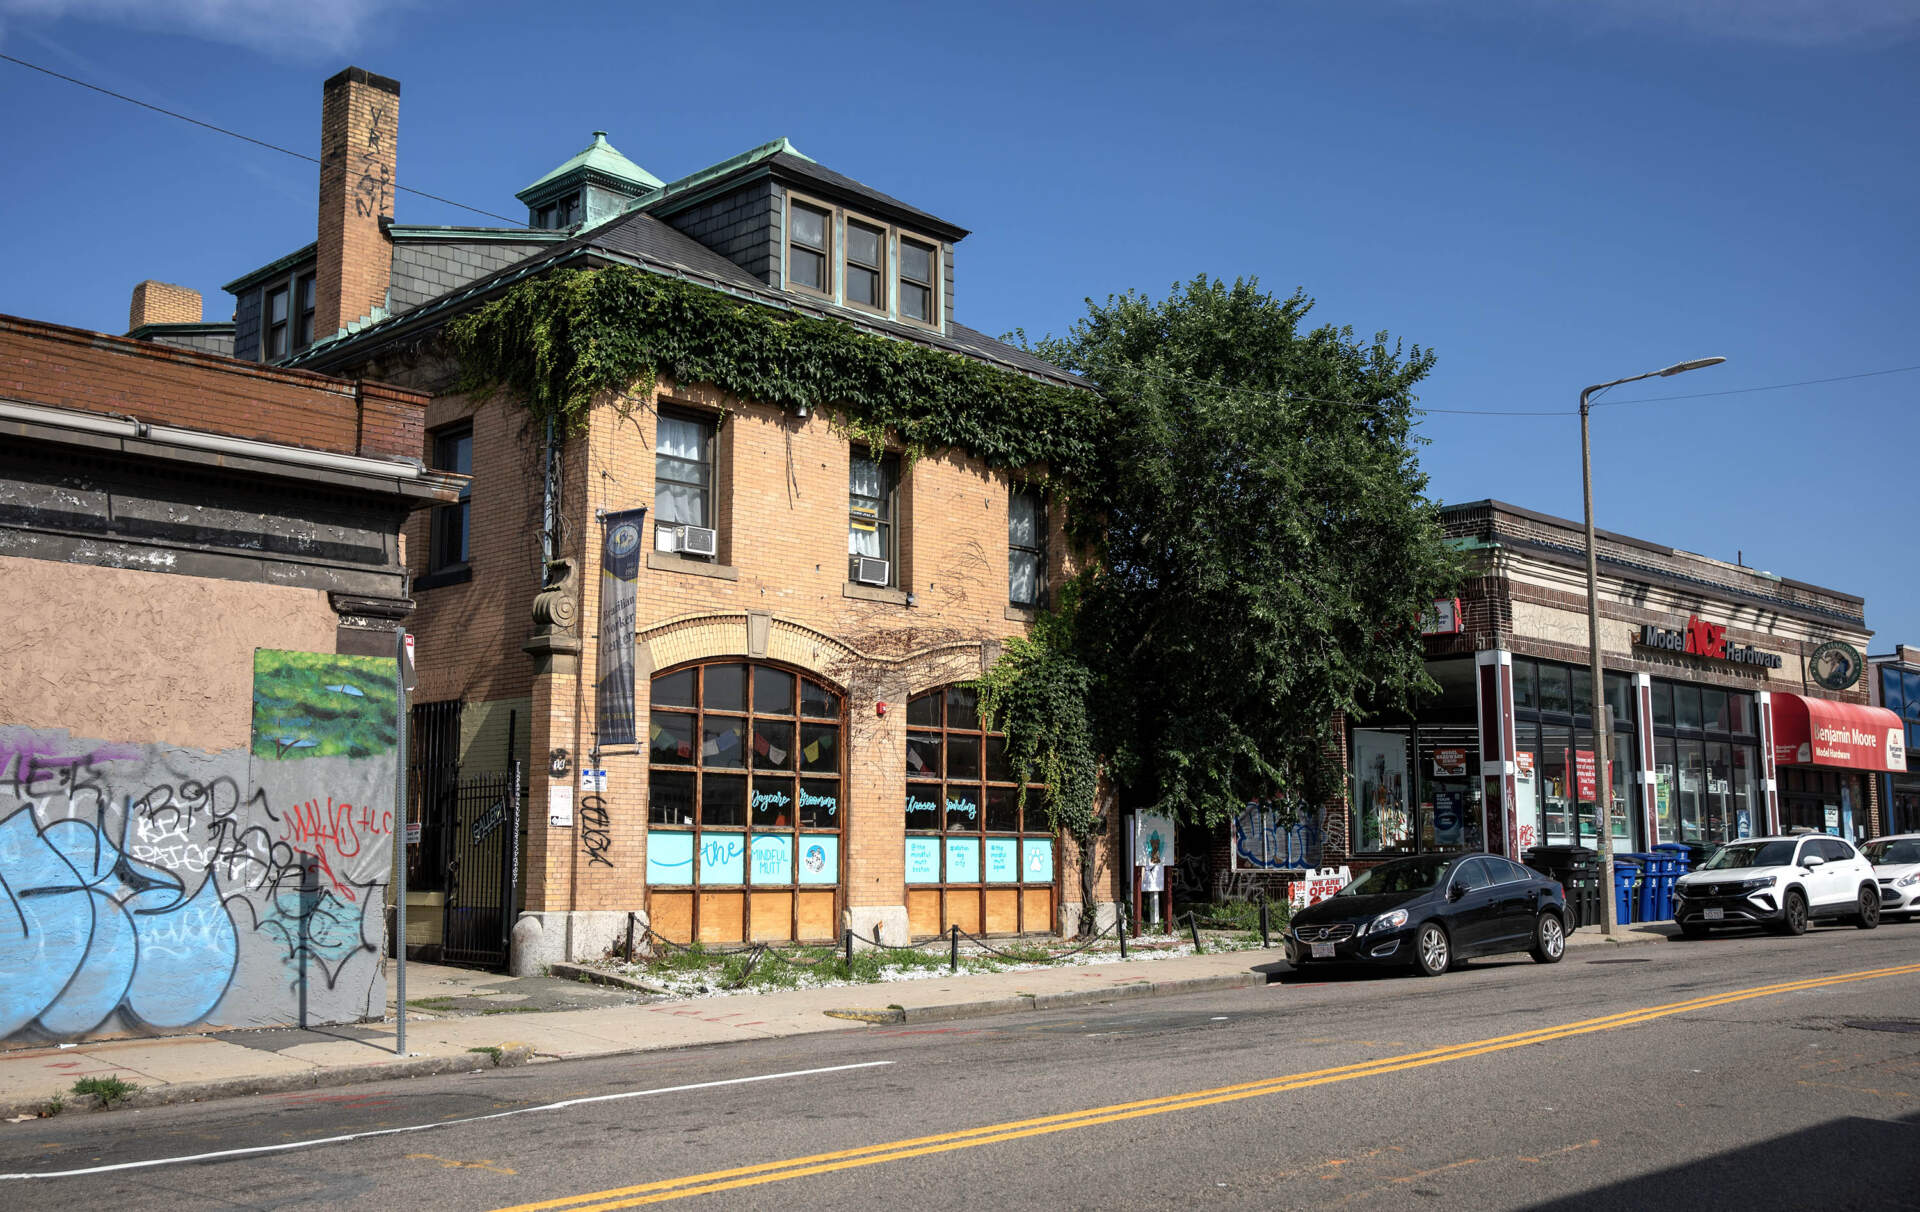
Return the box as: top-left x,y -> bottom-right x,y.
1580,356 -> 1724,935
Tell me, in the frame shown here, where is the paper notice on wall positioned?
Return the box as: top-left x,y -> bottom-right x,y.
580,768 -> 607,793
549,784 -> 575,828
1139,863 -> 1164,892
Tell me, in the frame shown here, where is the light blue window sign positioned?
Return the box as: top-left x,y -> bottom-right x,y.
984,838 -> 1019,883
699,834 -> 746,884
904,836 -> 941,884
945,837 -> 981,883
646,831 -> 694,886
797,835 -> 839,885
1022,837 -> 1055,884
749,834 -> 793,884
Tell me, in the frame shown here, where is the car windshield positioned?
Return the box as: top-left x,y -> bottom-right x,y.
1863,839 -> 1920,865
1701,841 -> 1795,870
1335,855 -> 1453,896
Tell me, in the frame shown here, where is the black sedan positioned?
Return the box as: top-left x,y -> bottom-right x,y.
1287,853 -> 1569,977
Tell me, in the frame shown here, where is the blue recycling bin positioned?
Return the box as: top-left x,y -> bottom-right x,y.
1652,844 -> 1694,922
1618,853 -> 1661,921
1612,858 -> 1644,924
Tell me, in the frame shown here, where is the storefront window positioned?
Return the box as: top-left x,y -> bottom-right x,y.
1650,677 -> 1758,848
1512,658 -> 1642,851
1351,728 -> 1414,853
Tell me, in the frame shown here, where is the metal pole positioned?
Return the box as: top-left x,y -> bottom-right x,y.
949,923 -> 959,972
843,927 -> 853,971
393,624 -> 410,1053
1259,900 -> 1271,949
1580,388 -> 1616,936
1187,910 -> 1203,953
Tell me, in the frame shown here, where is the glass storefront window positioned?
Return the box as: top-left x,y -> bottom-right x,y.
1352,728 -> 1414,853
1539,665 -> 1572,715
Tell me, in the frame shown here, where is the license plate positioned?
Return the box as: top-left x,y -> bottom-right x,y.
1311,942 -> 1336,959
1703,908 -> 1725,921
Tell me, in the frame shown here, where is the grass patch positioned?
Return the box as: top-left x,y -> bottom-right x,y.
39,1096 -> 63,1118
467,1046 -> 503,1064
72,1075 -> 138,1107
479,1006 -> 542,1015
407,996 -> 458,1011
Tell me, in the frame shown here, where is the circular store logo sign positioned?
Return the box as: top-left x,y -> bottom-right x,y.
1808,640 -> 1863,692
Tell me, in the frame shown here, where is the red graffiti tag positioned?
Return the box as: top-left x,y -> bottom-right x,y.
279,795 -> 392,901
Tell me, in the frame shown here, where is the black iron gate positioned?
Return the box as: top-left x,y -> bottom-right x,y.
440,762 -> 522,969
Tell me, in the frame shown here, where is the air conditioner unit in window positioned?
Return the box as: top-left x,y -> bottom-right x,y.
852,557 -> 891,587
677,525 -> 718,558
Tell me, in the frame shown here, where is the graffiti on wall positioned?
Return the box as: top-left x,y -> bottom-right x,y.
0,649 -> 398,1044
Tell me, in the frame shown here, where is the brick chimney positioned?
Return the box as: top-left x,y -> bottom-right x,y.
314,66 -> 399,343
127,280 -> 203,331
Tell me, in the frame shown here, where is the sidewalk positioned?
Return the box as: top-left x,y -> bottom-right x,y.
0,944 -> 1281,1119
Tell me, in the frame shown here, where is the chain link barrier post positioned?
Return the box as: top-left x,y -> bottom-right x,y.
1259,900 -> 1271,948
949,924 -> 959,972
1188,911 -> 1203,953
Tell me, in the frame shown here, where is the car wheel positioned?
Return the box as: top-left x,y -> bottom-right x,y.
1855,886 -> 1881,930
1679,920 -> 1712,940
1771,888 -> 1809,936
1530,912 -> 1565,964
1414,922 -> 1450,977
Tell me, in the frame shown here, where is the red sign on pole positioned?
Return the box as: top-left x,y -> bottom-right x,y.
1574,750 -> 1597,801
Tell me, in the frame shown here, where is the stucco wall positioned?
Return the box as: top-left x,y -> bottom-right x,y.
0,555 -> 338,753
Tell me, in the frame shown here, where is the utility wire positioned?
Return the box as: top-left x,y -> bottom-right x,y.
1589,363 -> 1920,408
1,51 -> 526,226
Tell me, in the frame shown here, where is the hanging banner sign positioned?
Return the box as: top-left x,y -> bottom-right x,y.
596,508 -> 647,748
1574,750 -> 1597,801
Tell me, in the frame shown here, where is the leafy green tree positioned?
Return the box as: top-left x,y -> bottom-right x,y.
1026,276 -> 1461,830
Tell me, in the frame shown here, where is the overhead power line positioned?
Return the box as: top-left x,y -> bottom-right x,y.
0,52 -> 525,226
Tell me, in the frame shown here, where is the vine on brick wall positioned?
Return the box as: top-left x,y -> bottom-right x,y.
445,265 -> 1101,478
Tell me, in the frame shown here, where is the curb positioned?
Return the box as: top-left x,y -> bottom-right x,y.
827,970 -> 1269,1024
0,1044 -> 534,1122
549,962 -> 669,994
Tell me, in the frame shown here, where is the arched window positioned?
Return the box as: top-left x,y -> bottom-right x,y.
904,684 -> 1056,937
646,661 -> 843,943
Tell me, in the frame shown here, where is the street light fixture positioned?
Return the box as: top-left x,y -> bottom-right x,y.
1580,355 -> 1725,935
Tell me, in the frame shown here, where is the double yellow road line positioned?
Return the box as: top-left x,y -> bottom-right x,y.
494,960 -> 1920,1211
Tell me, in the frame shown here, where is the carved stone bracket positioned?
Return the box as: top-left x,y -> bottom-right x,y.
524,558 -> 582,676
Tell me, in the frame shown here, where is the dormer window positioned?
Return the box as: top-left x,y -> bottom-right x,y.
788,201 -> 831,295
535,192 -> 581,230
844,218 -> 885,312
899,237 -> 937,326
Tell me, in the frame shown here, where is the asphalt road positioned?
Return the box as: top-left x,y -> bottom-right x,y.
4,923 -> 1919,1211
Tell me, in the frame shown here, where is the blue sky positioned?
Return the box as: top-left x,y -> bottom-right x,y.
2,0 -> 1916,643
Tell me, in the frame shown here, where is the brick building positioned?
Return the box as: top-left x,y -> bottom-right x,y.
159,66 -> 1120,969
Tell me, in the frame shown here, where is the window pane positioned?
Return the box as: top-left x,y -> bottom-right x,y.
752,776 -> 795,827
905,784 -> 940,830
907,692 -> 941,727
801,680 -> 840,719
849,522 -> 884,559
790,247 -> 825,291
847,222 -> 881,267
985,784 -> 1018,832
847,266 -> 880,308
658,415 -> 708,461
947,734 -> 980,780
900,281 -> 931,322
1538,665 -> 1571,714
1730,693 -> 1754,735
655,481 -> 706,527
703,774 -> 746,826
900,240 -> 932,283
649,712 -> 695,764
946,686 -> 980,730
1513,660 -> 1537,712
850,455 -> 882,501
268,289 -> 289,324
1010,551 -> 1042,606
799,779 -> 840,828
657,452 -> 712,488
435,429 -> 472,475
650,770 -> 695,826
1570,668 -> 1593,718
1009,490 -> 1039,547
1652,682 -> 1674,727
754,667 -> 796,716
1604,673 -> 1632,730
985,734 -> 1012,783
1882,668 -> 1905,716
1675,686 -> 1703,731
702,718 -> 744,768
705,663 -> 748,712
945,786 -> 980,831
752,719 -> 794,770
906,732 -> 942,778
1706,742 -> 1732,845
653,668 -> 696,708
791,204 -> 827,249
1678,740 -> 1705,843
800,722 -> 838,773
1654,737 -> 1678,843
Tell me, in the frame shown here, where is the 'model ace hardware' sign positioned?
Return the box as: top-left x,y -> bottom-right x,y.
1634,615 -> 1783,670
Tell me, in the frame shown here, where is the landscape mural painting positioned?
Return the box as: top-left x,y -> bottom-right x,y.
0,648 -> 398,1044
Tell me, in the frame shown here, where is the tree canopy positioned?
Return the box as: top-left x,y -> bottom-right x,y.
1026,276 -> 1462,827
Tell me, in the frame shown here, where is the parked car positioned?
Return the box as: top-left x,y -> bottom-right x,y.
1862,834 -> 1920,922
1672,834 -> 1880,938
1286,852 -> 1569,978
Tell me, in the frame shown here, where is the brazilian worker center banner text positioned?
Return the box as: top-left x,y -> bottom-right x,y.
596,508 -> 646,748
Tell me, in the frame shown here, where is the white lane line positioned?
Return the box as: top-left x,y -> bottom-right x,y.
1,1060 -> 893,1181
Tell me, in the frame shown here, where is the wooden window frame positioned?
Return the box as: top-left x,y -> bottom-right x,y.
849,450 -> 900,586
785,194 -> 835,300
896,234 -> 941,329
427,422 -> 473,575
294,273 -> 316,351
654,405 -> 718,547
1008,486 -> 1047,609
842,212 -> 888,315
264,284 -> 291,361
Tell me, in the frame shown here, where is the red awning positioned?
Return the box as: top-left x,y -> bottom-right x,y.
1770,693 -> 1907,773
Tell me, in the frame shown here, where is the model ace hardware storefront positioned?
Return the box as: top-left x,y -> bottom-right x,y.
1341,501 -> 1901,868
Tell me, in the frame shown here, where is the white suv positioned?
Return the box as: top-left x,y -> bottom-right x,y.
1673,834 -> 1881,938
1863,834 -> 1920,922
